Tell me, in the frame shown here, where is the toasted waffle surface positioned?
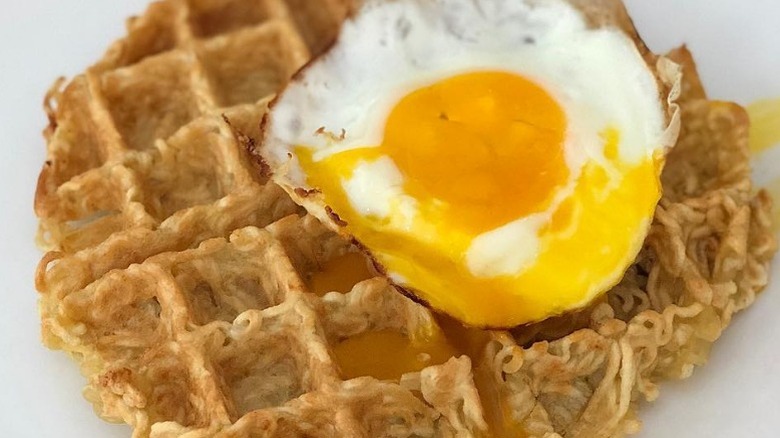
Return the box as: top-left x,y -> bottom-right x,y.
35,1 -> 775,437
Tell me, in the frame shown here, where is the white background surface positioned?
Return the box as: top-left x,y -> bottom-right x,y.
0,0 -> 778,436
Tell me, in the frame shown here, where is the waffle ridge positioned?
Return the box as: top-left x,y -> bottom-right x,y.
34,1 -> 775,438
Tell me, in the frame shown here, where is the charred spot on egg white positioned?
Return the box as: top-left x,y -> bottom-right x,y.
262,0 -> 681,327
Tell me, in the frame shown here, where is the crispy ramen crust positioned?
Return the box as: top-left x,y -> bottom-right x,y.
34,1 -> 775,438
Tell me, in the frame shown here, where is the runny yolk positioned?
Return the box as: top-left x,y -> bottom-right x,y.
748,98 -> 780,154
319,257 -> 523,435
383,71 -> 568,233
296,71 -> 661,327
747,99 -> 780,231
333,329 -> 459,381
313,253 -> 459,381
306,252 -> 375,296
435,314 -> 492,361
436,315 -> 527,437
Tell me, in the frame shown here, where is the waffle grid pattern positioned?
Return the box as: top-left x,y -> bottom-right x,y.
35,1 -> 486,436
35,0 -> 334,253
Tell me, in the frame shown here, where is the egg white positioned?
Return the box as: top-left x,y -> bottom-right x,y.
265,0 -> 671,279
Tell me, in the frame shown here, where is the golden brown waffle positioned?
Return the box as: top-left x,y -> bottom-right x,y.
35,1 -> 485,436
34,0 -> 775,437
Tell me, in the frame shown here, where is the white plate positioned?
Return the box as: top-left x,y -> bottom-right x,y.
0,0 -> 777,436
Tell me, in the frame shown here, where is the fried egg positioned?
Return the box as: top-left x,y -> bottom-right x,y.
263,0 -> 681,327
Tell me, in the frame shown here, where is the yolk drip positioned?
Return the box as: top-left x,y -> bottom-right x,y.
435,315 -> 528,437
310,255 -> 532,435
748,99 -> 780,154
311,254 -> 460,381
307,252 -> 375,296
747,99 -> 780,232
385,71 -> 568,233
471,369 -> 528,438
296,71 -> 662,327
333,329 -> 458,380
435,314 -> 492,361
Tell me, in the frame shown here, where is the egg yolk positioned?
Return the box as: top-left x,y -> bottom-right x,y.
748,98 -> 780,154
385,72 -> 568,233
333,329 -> 458,380
296,71 -> 662,327
310,250 -> 522,433
307,254 -> 462,381
307,252 -> 375,296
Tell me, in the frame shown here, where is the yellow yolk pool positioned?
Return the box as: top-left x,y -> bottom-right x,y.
308,253 -> 461,380
333,329 -> 459,380
307,252 -> 375,296
317,253 -> 522,434
748,98 -> 780,232
748,99 -> 780,154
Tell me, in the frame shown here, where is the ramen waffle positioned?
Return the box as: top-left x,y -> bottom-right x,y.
33,0 -> 775,436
